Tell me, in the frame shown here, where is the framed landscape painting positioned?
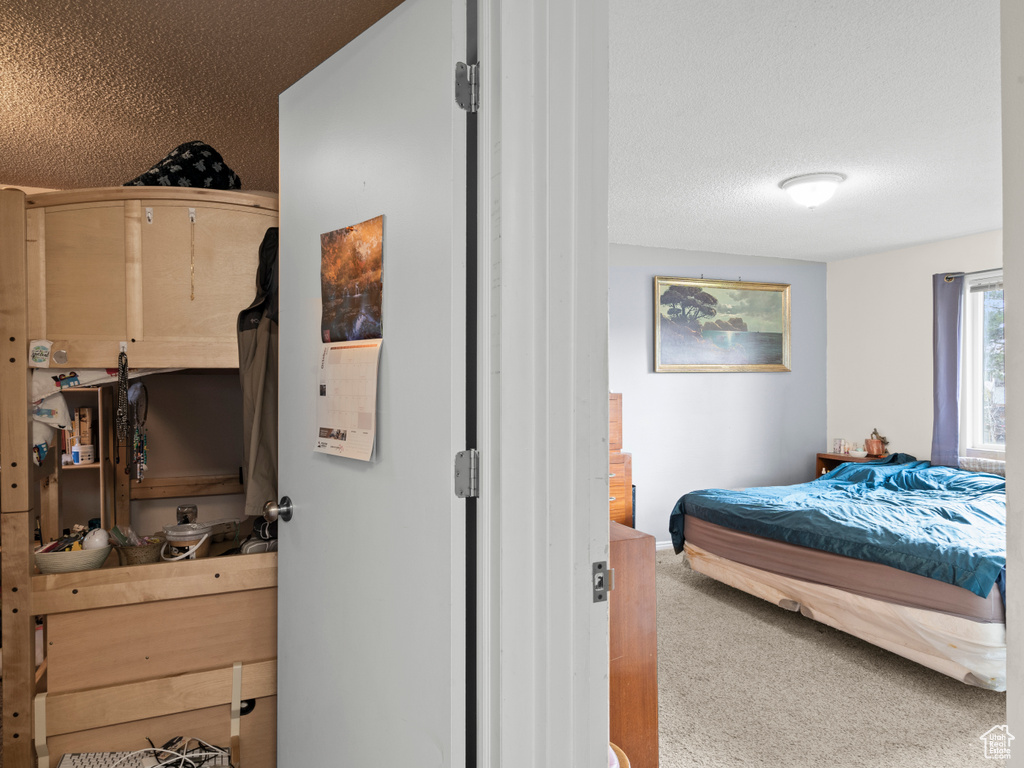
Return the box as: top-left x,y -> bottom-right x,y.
654,276 -> 791,372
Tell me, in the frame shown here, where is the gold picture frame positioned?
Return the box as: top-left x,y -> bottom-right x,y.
654,276 -> 791,372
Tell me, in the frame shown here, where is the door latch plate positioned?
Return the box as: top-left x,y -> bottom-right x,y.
593,561 -> 614,602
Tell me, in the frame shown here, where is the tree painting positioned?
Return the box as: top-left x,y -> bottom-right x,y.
659,285 -> 719,329
321,215 -> 384,341
655,277 -> 791,372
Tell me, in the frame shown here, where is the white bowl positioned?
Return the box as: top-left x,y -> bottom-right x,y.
34,546 -> 111,574
849,450 -> 868,458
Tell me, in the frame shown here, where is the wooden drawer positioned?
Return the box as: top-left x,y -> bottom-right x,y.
609,452 -> 632,527
609,474 -> 628,502
610,393 -> 623,452
609,452 -> 628,479
610,496 -> 631,527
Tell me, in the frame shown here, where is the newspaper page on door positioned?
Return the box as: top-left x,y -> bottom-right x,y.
315,339 -> 382,460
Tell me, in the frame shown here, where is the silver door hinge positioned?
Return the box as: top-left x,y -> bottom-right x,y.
454,449 -> 480,498
592,562 -> 615,602
455,62 -> 480,113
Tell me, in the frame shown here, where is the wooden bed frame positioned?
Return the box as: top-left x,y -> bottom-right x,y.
1,187 -> 280,766
685,542 -> 1006,689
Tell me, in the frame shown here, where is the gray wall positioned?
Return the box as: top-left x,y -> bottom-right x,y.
609,243 -> 827,545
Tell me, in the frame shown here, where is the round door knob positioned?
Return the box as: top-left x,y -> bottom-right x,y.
263,496 -> 294,523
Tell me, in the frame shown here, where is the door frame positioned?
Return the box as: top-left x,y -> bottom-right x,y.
479,1 -> 1024,764
1001,0 -> 1023,753
477,0 -> 611,764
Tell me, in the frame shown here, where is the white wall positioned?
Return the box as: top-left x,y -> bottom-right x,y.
610,243 -> 827,546
827,231 -> 1002,461
130,372 -> 246,535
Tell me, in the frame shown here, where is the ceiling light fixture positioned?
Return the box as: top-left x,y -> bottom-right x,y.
779,172 -> 846,208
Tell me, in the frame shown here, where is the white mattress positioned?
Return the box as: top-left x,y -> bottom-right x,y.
684,543 -> 1006,691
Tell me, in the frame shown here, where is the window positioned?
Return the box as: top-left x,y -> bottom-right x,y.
962,270 -> 1004,457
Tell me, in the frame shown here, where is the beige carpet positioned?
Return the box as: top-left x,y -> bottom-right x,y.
656,548 -> 1007,768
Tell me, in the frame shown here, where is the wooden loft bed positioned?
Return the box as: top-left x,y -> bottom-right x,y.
1,186 -> 280,766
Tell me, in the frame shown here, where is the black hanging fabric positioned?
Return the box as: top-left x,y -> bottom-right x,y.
124,141 -> 241,189
238,228 -> 279,516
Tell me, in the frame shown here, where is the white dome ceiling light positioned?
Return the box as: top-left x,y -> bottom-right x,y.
779,172 -> 847,208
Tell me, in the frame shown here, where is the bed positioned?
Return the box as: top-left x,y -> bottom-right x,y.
668,457 -> 1007,690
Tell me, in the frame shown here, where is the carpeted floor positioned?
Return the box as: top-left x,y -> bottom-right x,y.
656,548 -> 1007,768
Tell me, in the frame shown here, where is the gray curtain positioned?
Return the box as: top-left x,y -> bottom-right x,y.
931,273 -> 964,467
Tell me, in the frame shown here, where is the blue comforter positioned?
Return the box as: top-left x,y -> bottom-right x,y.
670,460 -> 1006,600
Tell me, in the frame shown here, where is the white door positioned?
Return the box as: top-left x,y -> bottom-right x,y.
277,0 -> 468,764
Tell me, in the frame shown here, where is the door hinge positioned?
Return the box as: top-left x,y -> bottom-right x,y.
454,449 -> 480,498
592,561 -> 614,602
455,62 -> 480,113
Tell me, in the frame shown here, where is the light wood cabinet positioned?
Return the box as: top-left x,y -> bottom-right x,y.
40,203 -> 128,343
138,201 -> 275,358
25,188 -> 278,369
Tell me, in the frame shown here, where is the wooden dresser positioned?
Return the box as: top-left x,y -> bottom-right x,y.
610,521 -> 659,768
609,393 -> 634,527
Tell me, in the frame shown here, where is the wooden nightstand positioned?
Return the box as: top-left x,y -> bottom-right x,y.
815,452 -> 883,478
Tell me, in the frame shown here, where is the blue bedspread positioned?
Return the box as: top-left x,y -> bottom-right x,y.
669,460 -> 1006,600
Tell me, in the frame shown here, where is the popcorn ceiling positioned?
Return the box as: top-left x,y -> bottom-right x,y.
607,0 -> 1001,261
1,1 -> 1002,261
0,0 -> 401,193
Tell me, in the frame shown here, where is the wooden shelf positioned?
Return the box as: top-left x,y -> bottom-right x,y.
129,473 -> 244,500
46,387 -> 113,541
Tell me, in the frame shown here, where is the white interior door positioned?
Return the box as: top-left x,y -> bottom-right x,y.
277,1 -> 467,764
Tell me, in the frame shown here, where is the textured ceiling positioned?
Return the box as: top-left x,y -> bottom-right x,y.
2,1 -> 1002,261
609,0 -> 1002,261
0,0 -> 401,193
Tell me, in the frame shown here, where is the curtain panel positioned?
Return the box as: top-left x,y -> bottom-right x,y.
931,273 -> 964,467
